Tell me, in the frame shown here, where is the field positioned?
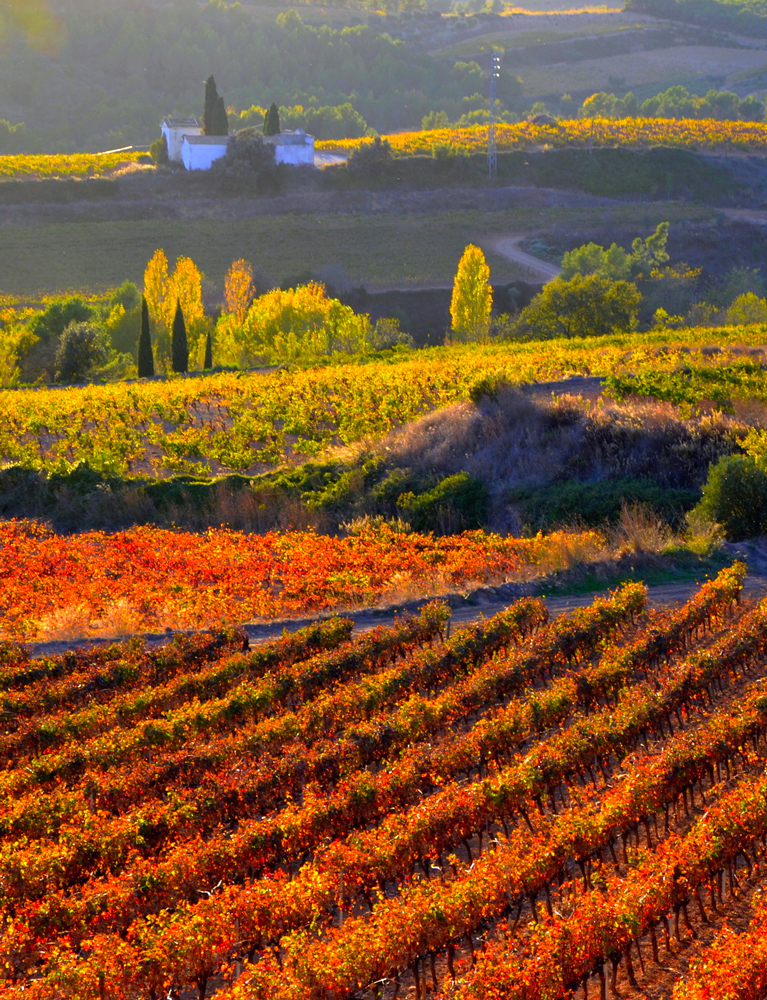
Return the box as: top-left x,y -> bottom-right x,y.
3,563 -> 767,998
322,118 -> 767,157
0,329 -> 764,478
517,46 -> 767,95
0,519 -> 604,640
0,203 -> 712,297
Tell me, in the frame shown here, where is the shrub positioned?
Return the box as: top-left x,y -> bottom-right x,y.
508,477 -> 699,531
398,472 -> 489,533
346,136 -> 393,179
150,135 -> 168,164
210,127 -> 277,192
692,454 -> 767,540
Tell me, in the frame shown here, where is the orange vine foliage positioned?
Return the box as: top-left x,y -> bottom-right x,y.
0,520 -> 604,640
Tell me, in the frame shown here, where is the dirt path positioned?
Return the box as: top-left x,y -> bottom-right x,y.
721,208 -> 767,225
492,235 -> 562,283
28,573 -> 767,660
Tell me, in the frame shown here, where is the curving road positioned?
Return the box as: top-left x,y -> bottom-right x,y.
493,236 -> 562,283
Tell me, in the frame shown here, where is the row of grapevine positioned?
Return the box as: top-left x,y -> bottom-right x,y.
0,569 -> 746,998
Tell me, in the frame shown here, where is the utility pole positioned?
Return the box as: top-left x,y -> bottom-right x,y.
488,53 -> 500,180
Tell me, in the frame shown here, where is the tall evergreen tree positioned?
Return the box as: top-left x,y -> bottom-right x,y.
204,76 -> 228,136
263,102 -> 281,135
203,75 -> 219,135
214,94 -> 229,136
137,297 -> 154,377
204,330 -> 213,370
171,302 -> 188,374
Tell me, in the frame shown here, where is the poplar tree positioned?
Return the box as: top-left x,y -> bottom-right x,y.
204,330 -> 213,370
450,244 -> 492,342
171,302 -> 189,373
263,103 -> 281,135
137,297 -> 154,377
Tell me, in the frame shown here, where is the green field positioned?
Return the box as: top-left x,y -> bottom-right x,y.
0,203 -> 712,294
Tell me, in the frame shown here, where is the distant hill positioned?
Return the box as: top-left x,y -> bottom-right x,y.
626,0 -> 767,36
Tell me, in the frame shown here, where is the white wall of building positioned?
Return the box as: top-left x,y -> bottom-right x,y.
275,140 -> 315,165
161,120 -> 203,162
181,137 -> 228,171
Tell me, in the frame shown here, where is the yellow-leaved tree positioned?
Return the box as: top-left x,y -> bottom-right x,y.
216,282 -> 372,366
450,244 -> 492,342
224,259 -> 256,324
143,251 -> 211,370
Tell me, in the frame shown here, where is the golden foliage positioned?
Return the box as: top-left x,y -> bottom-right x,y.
224,259 -> 256,325
450,244 -> 492,342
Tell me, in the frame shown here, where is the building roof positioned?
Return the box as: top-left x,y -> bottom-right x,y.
265,130 -> 314,146
162,116 -> 202,129
182,134 -> 230,146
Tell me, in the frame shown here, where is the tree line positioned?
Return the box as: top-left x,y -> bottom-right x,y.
0,3 -> 503,153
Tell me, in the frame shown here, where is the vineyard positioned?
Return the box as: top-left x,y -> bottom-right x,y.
319,117 -> 767,157
1,331 -> 766,477
2,562 -> 767,999
0,519 -> 605,641
0,151 -> 146,182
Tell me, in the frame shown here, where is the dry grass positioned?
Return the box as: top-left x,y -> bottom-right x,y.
375,386 -> 742,534
90,599 -> 143,638
37,604 -> 94,642
611,502 -> 671,556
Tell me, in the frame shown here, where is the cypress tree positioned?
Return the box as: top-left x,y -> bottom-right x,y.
171,302 -> 188,374
203,75 -> 219,135
204,330 -> 213,370
263,102 -> 281,135
137,296 -> 154,377
214,94 -> 229,136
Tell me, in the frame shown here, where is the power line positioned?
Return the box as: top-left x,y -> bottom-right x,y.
488,53 -> 500,180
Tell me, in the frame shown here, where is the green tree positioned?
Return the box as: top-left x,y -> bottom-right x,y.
630,221 -> 669,276
171,302 -> 188,373
561,242 -> 632,281
54,321 -> 110,383
726,292 -> 767,325
515,274 -> 641,340
450,244 -> 492,342
263,102 -> 281,135
204,330 -> 213,370
138,297 -> 154,377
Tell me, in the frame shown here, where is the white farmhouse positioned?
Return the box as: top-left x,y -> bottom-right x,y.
161,116 -> 203,162
181,134 -> 228,171
159,119 -> 316,170
265,129 -> 315,166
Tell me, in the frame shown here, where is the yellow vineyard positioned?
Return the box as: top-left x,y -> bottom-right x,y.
317,117 -> 767,156
0,150 -> 146,181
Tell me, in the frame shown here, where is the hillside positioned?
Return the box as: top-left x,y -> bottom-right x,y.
3,565 -> 767,1000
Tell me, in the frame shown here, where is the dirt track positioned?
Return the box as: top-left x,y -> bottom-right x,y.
493,235 -> 562,283
26,572 -> 767,660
